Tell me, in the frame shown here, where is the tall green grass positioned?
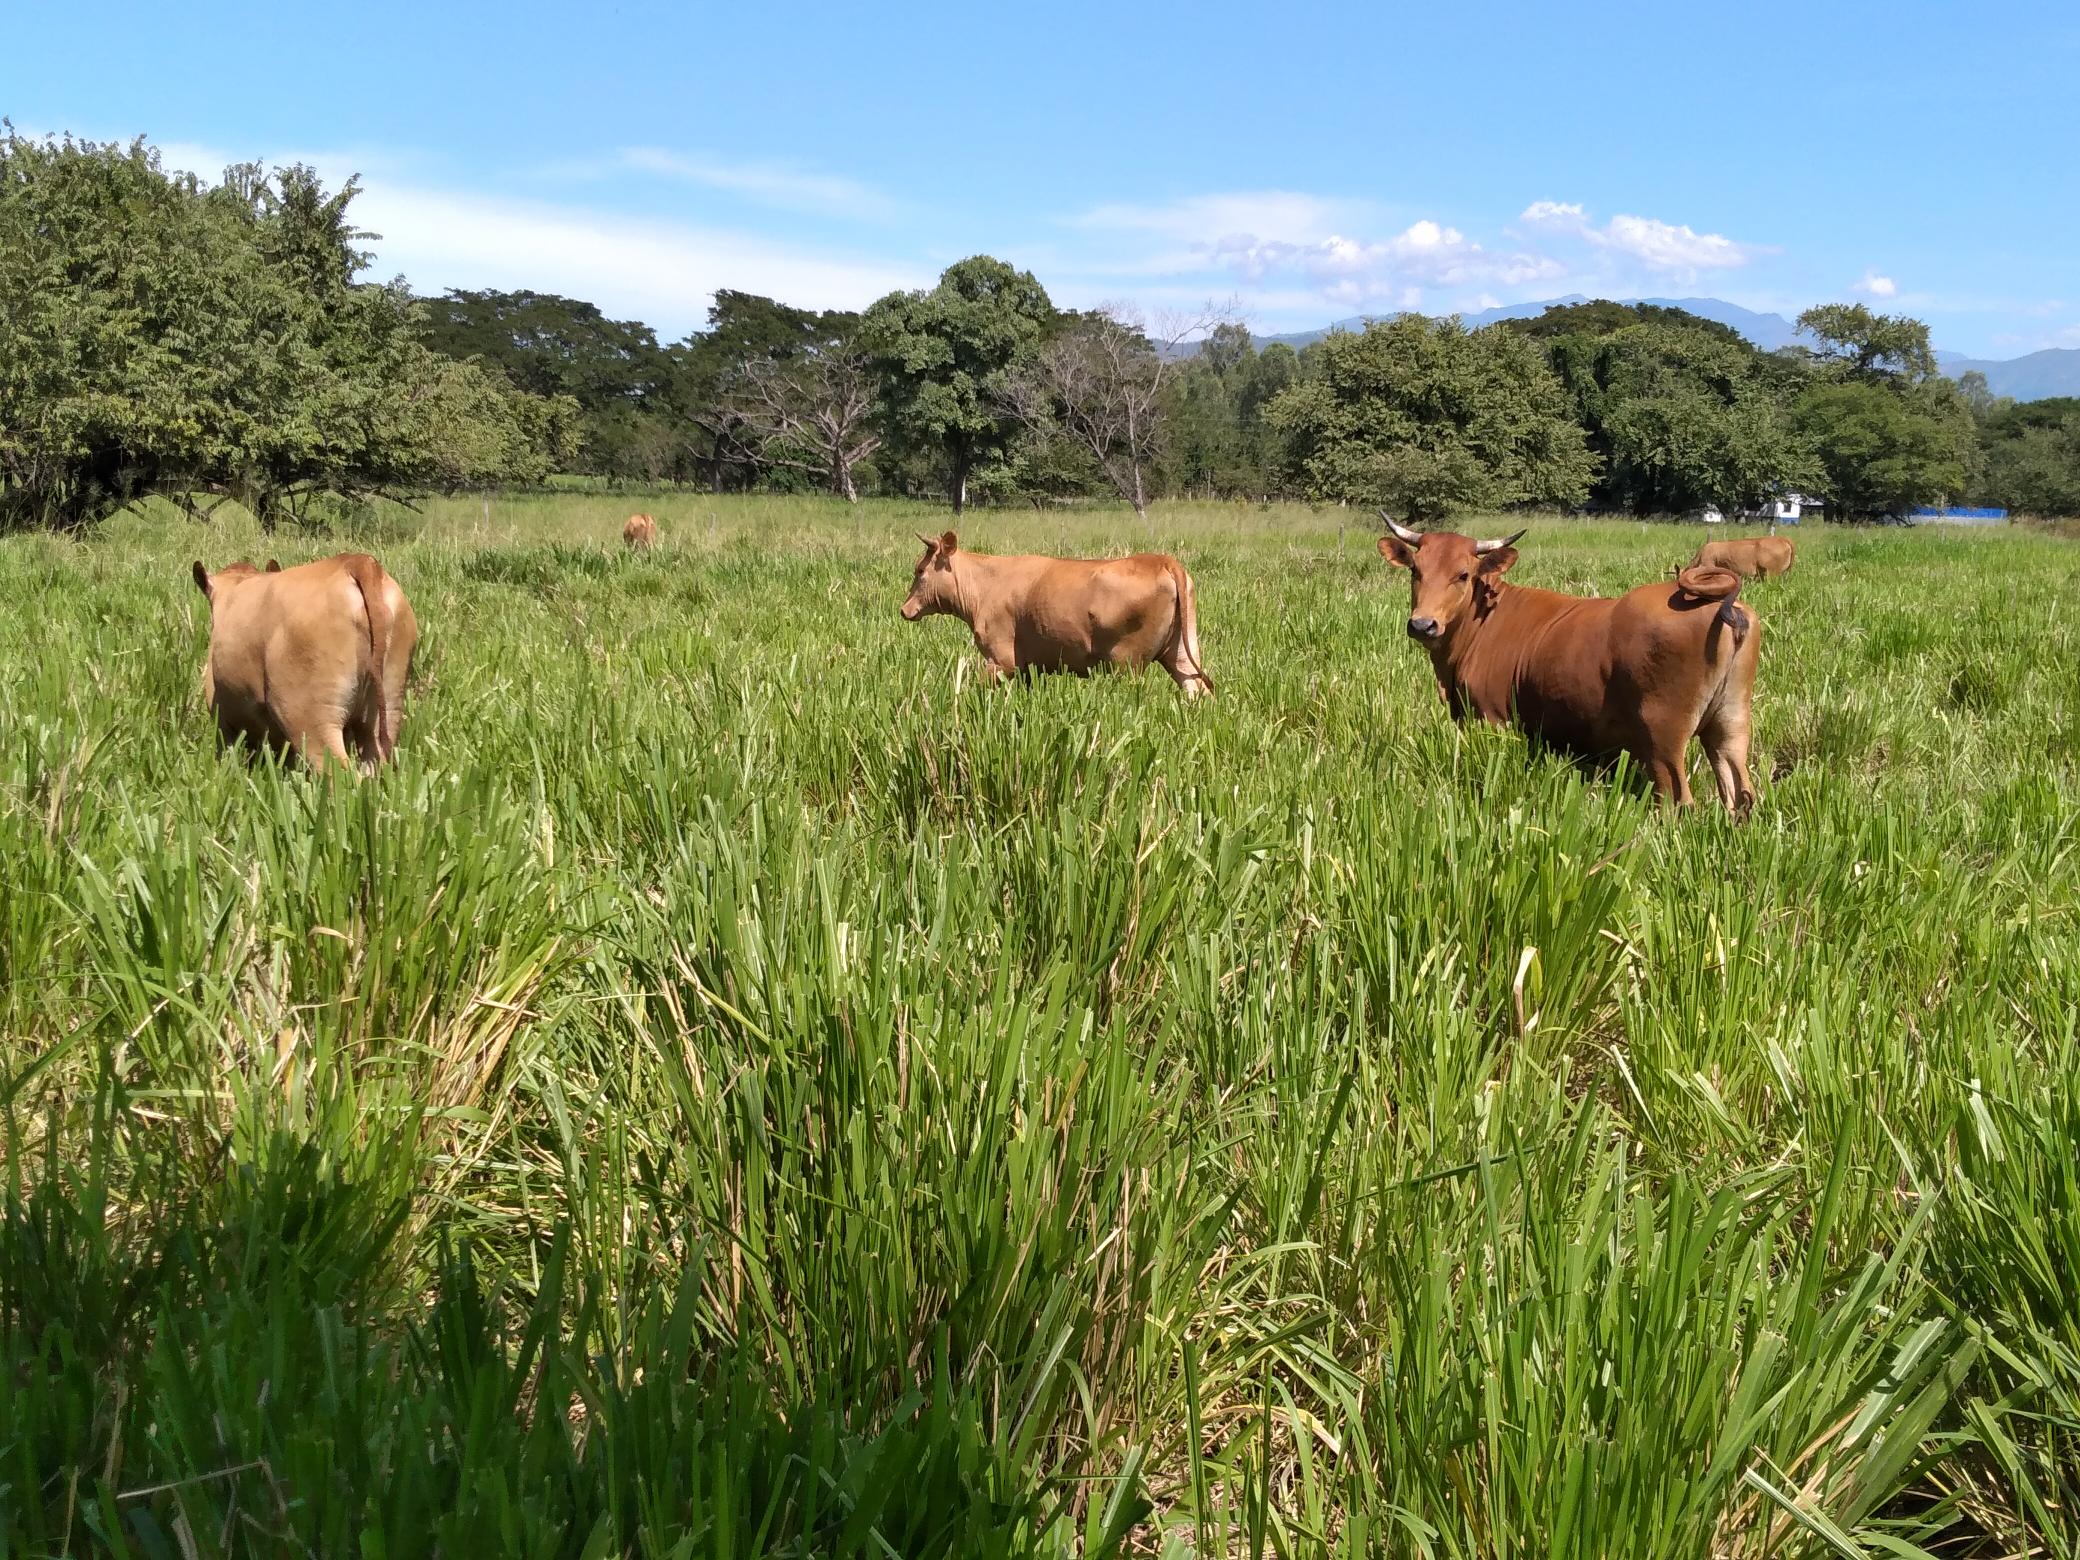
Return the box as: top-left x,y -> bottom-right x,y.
2,493 -> 2077,1555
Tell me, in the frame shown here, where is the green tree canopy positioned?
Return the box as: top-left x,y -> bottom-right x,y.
1503,299 -> 1747,347
1543,322 -> 1810,513
1793,381 -> 1973,519
859,256 -> 1056,513
0,130 -> 573,531
1796,303 -> 1938,382
1980,397 -> 2080,516
1266,316 -> 1597,521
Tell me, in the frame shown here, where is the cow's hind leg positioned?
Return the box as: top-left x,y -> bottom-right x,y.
1698,613 -> 1761,816
1632,706 -> 1697,807
1160,654 -> 1211,700
274,692 -> 358,774
1699,707 -> 1755,816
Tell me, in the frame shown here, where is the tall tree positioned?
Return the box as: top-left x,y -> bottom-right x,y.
1003,307 -> 1217,518
1980,397 -> 2080,515
727,320 -> 881,502
1543,321 -> 1811,513
859,256 -> 1055,514
1796,303 -> 1938,381
1793,382 -> 1972,518
0,131 -> 572,531
1787,305 -> 1976,516
1266,316 -> 1597,521
418,288 -> 683,478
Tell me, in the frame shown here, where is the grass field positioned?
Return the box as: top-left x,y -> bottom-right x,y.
3,493 -> 2078,1557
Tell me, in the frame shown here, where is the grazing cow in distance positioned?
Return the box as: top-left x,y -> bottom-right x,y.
623,513 -> 658,549
900,530 -> 1213,697
191,553 -> 418,771
1691,535 -> 1794,579
1378,516 -> 1760,812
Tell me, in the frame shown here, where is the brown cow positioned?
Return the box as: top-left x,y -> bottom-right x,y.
1691,535 -> 1793,579
191,553 -> 418,771
623,513 -> 658,549
1378,517 -> 1760,812
899,530 -> 1212,697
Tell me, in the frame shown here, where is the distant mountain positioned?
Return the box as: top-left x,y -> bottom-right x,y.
1249,296 -> 2076,401
1938,348 -> 2080,402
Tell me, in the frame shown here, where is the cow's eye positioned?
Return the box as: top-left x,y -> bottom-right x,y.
1455,572 -> 1470,583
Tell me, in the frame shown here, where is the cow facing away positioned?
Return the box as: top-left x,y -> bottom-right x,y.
191,553 -> 418,771
1378,517 -> 1760,812
900,530 -> 1212,697
1691,535 -> 1793,579
623,513 -> 658,549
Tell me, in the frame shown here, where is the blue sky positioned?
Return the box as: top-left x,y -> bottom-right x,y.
8,0 -> 2077,356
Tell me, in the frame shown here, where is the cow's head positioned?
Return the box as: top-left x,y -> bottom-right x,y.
901,530 -> 961,621
1375,514 -> 1525,645
190,559 -> 274,605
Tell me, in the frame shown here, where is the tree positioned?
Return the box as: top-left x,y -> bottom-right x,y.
1265,316 -> 1597,521
1793,381 -> 1972,519
859,256 -> 1055,514
1980,397 -> 2080,516
1796,303 -> 1938,382
1542,321 -> 1811,513
1503,298 -> 1747,347
0,130 -> 571,531
418,288 -> 686,479
1198,321 -> 1254,377
1003,307 -> 1218,518
728,322 -> 882,502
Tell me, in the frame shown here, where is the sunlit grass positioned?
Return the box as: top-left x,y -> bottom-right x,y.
3,494 -> 2077,1555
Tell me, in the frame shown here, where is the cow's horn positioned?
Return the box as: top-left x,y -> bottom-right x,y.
916,532 -> 938,549
1474,528 -> 1528,555
1378,511 -> 1424,546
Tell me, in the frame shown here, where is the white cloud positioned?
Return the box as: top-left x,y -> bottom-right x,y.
1071,192 -> 1565,314
606,147 -> 897,221
1856,270 -> 1899,298
1519,200 -> 1755,272
353,184 -> 925,333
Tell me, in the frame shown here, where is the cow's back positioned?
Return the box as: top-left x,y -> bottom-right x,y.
987,551 -> 1183,673
209,559 -> 374,702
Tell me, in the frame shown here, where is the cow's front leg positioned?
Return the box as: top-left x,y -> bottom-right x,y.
969,624 -> 1017,686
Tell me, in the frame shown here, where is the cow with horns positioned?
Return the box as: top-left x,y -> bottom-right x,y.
1377,514 -> 1761,812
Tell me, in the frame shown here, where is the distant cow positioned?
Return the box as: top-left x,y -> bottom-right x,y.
191,553 -> 418,771
1378,517 -> 1759,812
1691,535 -> 1793,579
623,513 -> 658,549
900,530 -> 1212,697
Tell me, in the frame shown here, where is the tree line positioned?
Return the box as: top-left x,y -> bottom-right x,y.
421,270 -> 2080,521
5,132 -> 2076,531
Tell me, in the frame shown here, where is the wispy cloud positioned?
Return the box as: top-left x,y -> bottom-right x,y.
1855,270 -> 1899,299
604,147 -> 899,221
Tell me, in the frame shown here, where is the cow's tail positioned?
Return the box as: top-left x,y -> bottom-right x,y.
1675,563 -> 1749,651
1165,558 -> 1213,695
342,553 -> 396,756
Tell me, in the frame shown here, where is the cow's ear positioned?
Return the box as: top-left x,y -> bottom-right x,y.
1477,545 -> 1520,577
1377,536 -> 1414,569
191,560 -> 211,599
265,559 -> 281,573
939,530 -> 958,554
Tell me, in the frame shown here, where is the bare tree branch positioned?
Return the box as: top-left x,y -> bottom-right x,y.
1001,301 -> 1235,518
727,335 -> 883,502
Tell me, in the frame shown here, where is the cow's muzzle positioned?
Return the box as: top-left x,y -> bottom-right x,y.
900,600 -> 922,621
1407,616 -> 1442,642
